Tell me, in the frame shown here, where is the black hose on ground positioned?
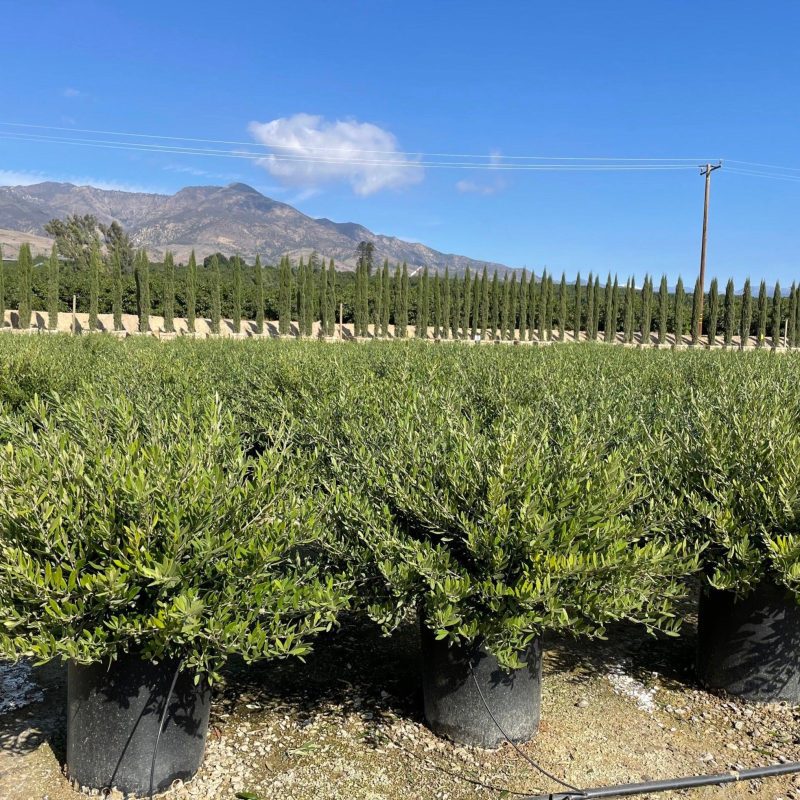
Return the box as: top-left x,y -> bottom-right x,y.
149,659 -> 183,800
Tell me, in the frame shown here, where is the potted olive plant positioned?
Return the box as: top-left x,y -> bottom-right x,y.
317,375 -> 695,747
676,360 -> 800,702
0,389 -> 348,796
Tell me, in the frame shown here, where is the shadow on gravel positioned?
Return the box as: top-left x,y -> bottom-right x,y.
0,660 -> 67,760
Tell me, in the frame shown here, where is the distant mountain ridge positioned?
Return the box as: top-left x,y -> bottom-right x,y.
0,181 -> 515,274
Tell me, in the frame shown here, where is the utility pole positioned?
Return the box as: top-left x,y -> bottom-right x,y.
696,162 -> 722,340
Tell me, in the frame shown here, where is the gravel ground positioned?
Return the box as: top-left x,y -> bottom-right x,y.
1,613 -> 799,800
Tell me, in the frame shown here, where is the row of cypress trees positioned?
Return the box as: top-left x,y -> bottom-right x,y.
0,242 -> 797,348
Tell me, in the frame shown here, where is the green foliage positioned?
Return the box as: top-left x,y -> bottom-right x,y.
17,243 -> 33,329
88,243 -> 101,331
673,277 -> 685,346
707,278 -> 719,347
757,280 -> 768,347
47,245 -> 59,331
278,256 -> 291,336
771,282 -> 782,348
740,278 -> 753,348
657,275 -> 668,346
135,249 -> 151,334
232,255 -> 242,334
163,251 -> 176,333
111,250 -> 123,332
640,276 -> 652,346
723,279 -> 736,347
0,245 -> 5,327
691,277 -> 702,346
186,251 -> 198,334
211,255 -> 222,335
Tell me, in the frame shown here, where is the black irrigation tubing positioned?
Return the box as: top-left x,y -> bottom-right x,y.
149,659 -> 183,800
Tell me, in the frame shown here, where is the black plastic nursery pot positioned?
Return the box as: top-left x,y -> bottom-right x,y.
697,581 -> 800,703
420,622 -> 542,748
67,654 -> 211,796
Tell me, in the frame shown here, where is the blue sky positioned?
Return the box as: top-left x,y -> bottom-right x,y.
1,0 -> 799,285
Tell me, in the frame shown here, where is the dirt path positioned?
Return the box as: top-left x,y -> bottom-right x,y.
1,616 -> 798,800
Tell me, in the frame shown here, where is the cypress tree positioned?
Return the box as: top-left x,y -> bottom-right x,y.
297,257 -> 307,336
472,271 -> 482,339
418,266 -> 430,338
603,273 -> 614,343
657,274 -> 669,346
794,282 -> 800,350
450,273 -> 461,338
640,276 -> 652,346
771,282 -> 782,348
586,272 -> 595,342
789,283 -> 798,348
18,242 -> 33,329
306,258 -> 316,336
545,274 -> 554,341
432,272 -> 442,338
756,280 -> 768,347
479,266 -> 489,339
592,275 -> 602,341
526,271 -> 537,341
46,244 -> 59,330
537,270 -> 548,341
376,264 -> 385,337
489,270 -> 500,339
255,254 -> 265,334
610,275 -> 620,342
461,268 -> 472,339
0,245 -> 4,328
558,273 -> 567,341
211,254 -> 222,334
740,278 -> 752,349
500,273 -> 510,340
398,262 -> 409,337
233,254 -> 243,333
112,249 -> 123,332
441,268 -> 451,340
690,276 -> 702,346
186,250 -> 197,333
623,278 -> 635,343
88,242 -> 101,331
518,270 -> 528,341
381,260 -> 391,336
674,277 -> 685,347
573,272 -> 582,342
706,278 -> 719,347
163,251 -> 175,333
278,256 -> 291,335
723,278 -> 736,347
134,248 -> 150,333
328,259 -> 337,336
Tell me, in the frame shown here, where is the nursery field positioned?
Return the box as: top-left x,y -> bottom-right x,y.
0,336 -> 799,799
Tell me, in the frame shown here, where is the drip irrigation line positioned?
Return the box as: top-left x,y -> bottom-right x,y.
469,663 -> 585,795
149,659 -> 183,800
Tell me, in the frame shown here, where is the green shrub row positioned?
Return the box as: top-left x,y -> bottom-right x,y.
0,336 -> 798,673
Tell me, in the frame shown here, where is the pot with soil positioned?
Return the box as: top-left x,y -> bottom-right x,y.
0,388 -> 349,796
697,581 -> 800,702
67,656 -> 211,795
420,623 -> 542,747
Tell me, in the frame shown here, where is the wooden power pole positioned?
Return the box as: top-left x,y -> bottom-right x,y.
696,162 -> 722,340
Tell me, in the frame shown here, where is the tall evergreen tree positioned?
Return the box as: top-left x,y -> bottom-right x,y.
586,272 -> 595,342
794,283 -> 800,350
603,273 -> 614,343
610,276 -> 619,342
558,273 -> 567,341
771,282 -> 782,348
88,242 -> 101,331
707,277 -> 719,347
255,254 -> 265,334
674,277 -> 685,347
111,249 -> 123,332
489,270 -> 500,339
472,271 -> 482,339
432,272 -> 442,338
690,276 -> 702,346
640,275 -> 653,346
537,270 -> 548,341
297,257 -> 308,336
186,250 -> 197,333
134,248 -> 150,333
0,245 -> 5,328
623,278 -> 635,344
17,242 -> 33,329
573,272 -> 582,341
278,256 -> 291,335
381,260 -> 391,336
418,266 -> 430,338
545,274 -> 554,341
740,278 -> 752,349
592,275 -> 602,341
788,283 -> 798,348
723,278 -> 736,347
657,274 -> 669,346
47,244 -> 59,330
518,270 -> 528,341
526,272 -> 536,341
395,263 -> 407,338
461,268 -> 472,339
756,279 -> 768,347
328,259 -> 337,336
479,266 -> 489,339
375,263 -> 385,337
500,273 -> 510,340
441,268 -> 451,340
163,251 -> 175,333
211,254 -> 222,335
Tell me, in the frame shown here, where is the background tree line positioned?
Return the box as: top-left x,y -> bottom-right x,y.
0,215 -> 797,346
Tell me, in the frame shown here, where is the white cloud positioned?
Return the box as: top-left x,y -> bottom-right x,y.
247,113 -> 423,196
0,170 -> 48,185
0,169 -> 161,194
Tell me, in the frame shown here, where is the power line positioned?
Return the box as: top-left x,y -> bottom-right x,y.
0,121 -> 716,164
725,166 -> 800,183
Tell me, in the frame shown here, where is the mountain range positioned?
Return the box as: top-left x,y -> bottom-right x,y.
0,181 -> 513,274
